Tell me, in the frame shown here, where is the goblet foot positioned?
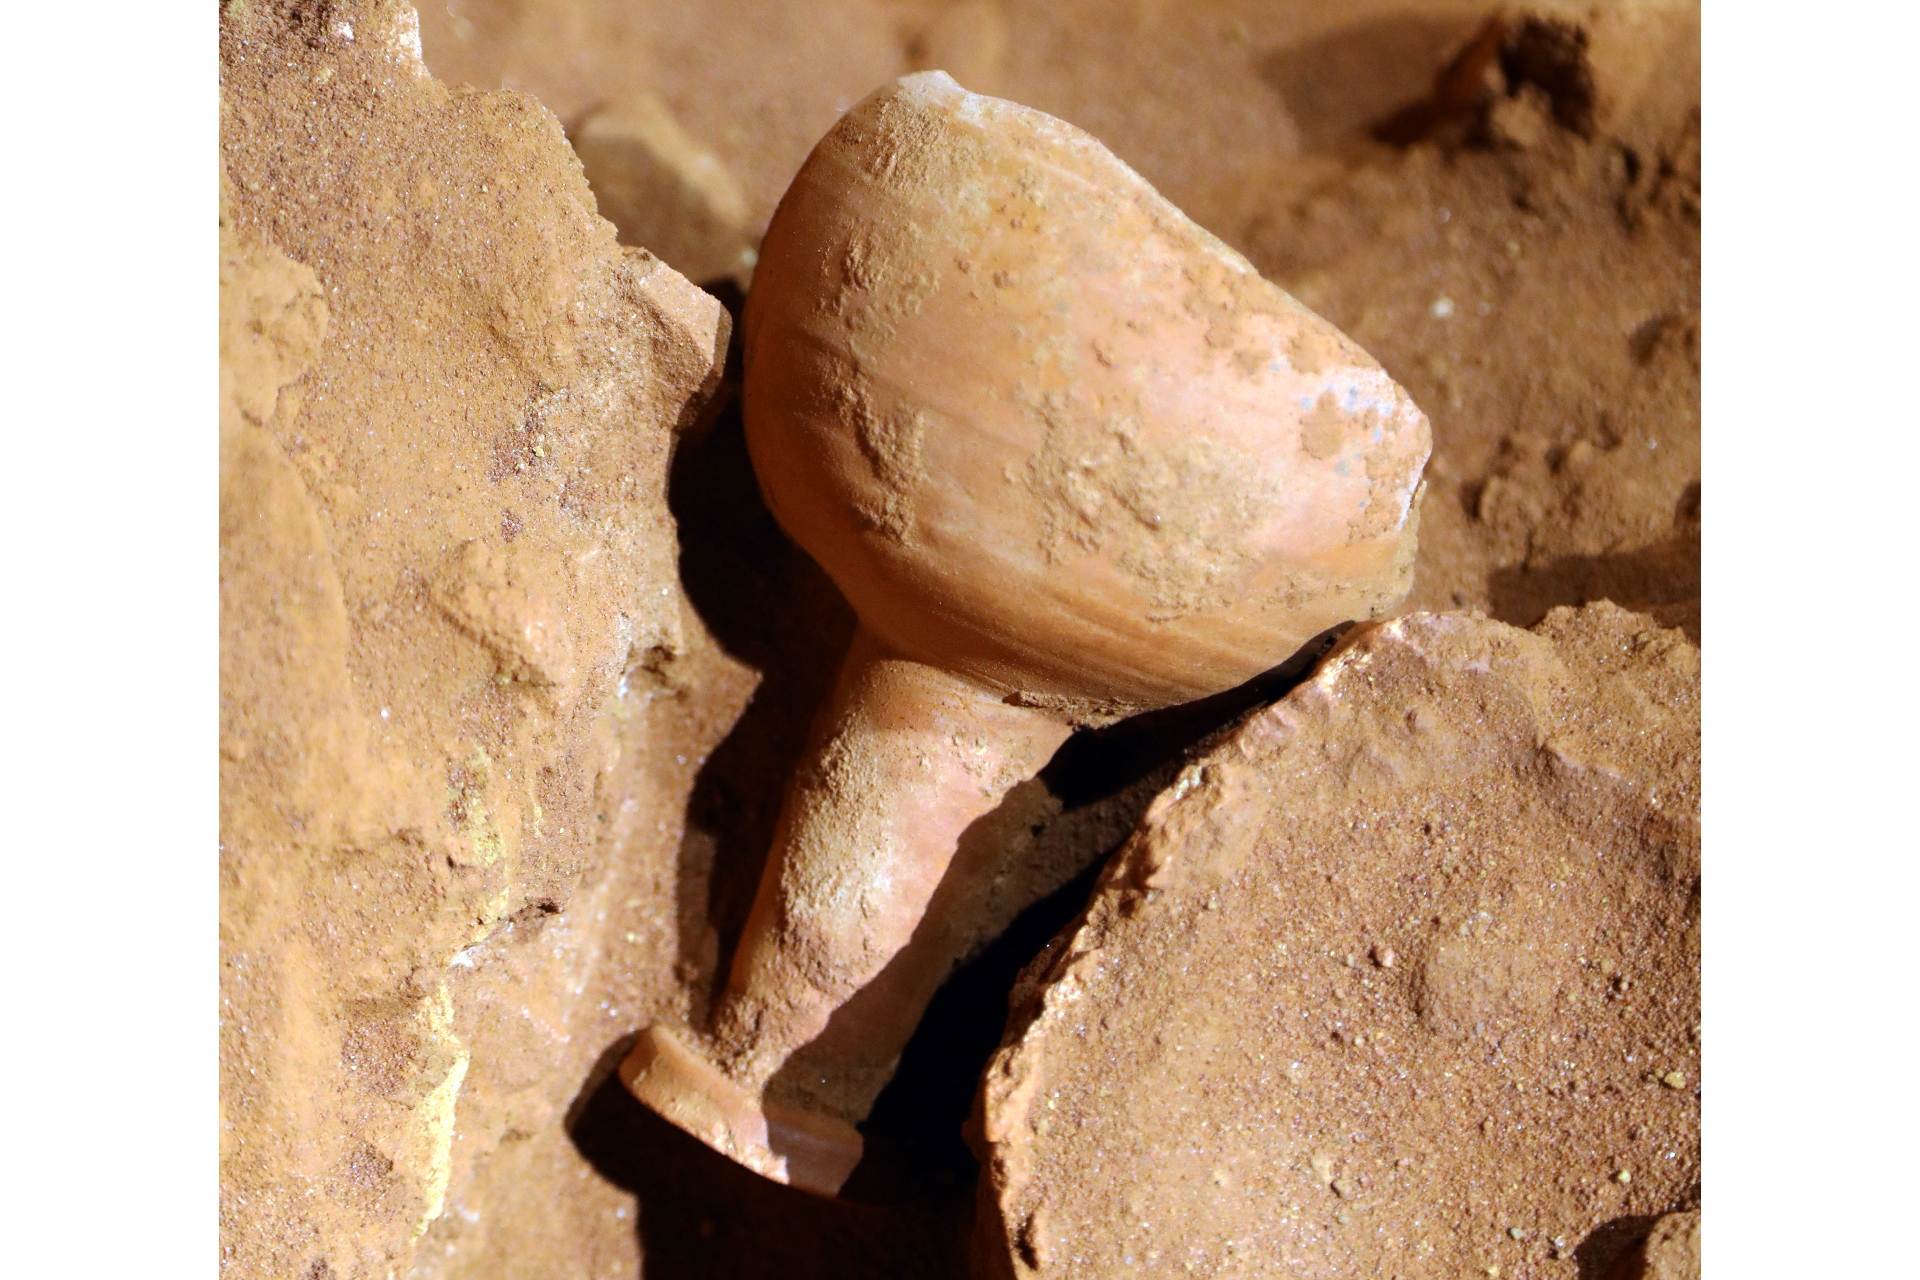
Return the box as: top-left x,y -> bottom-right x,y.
620,1022 -> 865,1197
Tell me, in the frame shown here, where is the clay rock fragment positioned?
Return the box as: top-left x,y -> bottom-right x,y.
219,2 -> 732,1275
973,603 -> 1699,1279
573,94 -> 758,287
429,538 -> 580,710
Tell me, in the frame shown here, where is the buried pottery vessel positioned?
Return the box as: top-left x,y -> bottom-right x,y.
621,71 -> 1430,1195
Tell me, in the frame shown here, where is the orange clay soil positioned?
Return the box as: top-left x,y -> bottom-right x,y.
971,603 -> 1699,1279
221,1 -> 1699,1276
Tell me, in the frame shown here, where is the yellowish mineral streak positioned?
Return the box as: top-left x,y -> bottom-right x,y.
409,982 -> 472,1241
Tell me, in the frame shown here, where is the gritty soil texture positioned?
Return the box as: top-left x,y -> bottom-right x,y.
973,604 -> 1700,1279
220,2 -> 740,1273
221,1 -> 1699,1276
